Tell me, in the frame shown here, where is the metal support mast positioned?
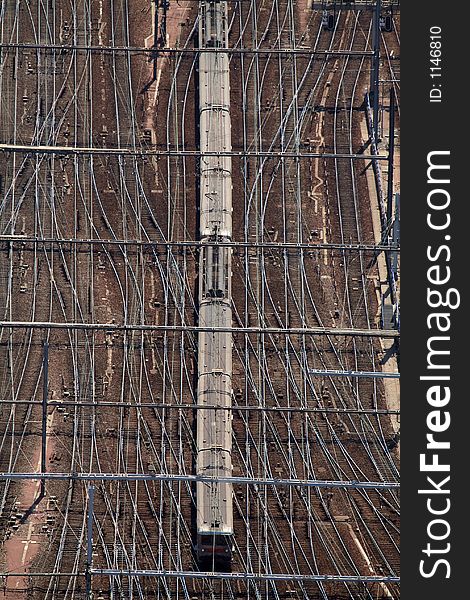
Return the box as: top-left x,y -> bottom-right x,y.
85,485 -> 94,598
387,87 -> 396,224
370,0 -> 382,139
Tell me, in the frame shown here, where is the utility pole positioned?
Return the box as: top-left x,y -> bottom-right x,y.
387,87 -> 396,225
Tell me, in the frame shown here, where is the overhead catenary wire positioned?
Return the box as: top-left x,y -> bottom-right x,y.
0,0 -> 400,596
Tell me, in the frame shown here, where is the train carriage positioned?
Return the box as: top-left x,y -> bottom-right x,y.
196,0 -> 234,566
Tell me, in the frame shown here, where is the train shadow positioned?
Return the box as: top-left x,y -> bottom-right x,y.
18,487 -> 45,525
198,557 -> 232,574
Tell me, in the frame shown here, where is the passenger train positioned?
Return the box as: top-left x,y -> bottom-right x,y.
196,0 -> 234,566
194,0 -> 394,569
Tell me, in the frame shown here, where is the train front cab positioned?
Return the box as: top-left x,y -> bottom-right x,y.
197,532 -> 233,569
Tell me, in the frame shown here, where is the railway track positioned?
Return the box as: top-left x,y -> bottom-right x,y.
0,1 -> 399,598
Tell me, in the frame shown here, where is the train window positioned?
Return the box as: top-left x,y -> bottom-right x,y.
200,535 -> 210,545
206,39 -> 223,48
199,534 -> 231,551
207,288 -> 224,298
